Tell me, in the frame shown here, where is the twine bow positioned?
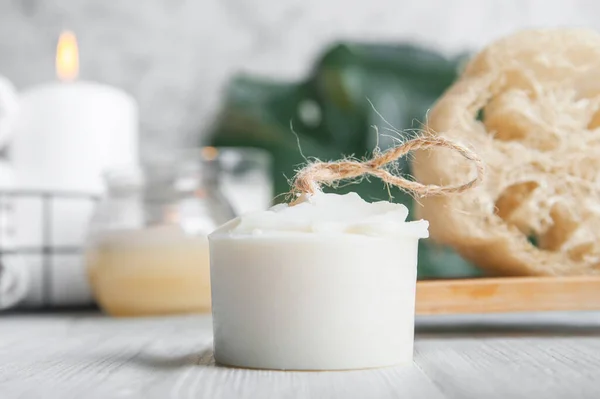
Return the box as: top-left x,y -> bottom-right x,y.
292,136 -> 484,200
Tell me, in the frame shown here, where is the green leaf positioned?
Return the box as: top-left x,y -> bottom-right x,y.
207,42 -> 482,279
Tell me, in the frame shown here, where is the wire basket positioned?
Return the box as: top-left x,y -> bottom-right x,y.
0,190 -> 99,308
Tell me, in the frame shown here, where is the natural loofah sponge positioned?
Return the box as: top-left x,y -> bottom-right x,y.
412,28 -> 600,276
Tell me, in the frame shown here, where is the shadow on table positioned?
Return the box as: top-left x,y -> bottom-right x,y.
89,349 -> 415,376
119,348 -> 216,369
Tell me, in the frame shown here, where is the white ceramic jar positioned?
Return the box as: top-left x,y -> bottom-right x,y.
209,192 -> 428,370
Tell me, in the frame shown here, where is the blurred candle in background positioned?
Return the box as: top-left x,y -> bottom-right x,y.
12,31 -> 138,193
9,31 -> 139,306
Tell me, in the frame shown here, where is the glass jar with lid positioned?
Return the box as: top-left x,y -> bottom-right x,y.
86,148 -> 236,317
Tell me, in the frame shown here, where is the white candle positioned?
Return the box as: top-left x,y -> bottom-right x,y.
209,192 -> 429,370
12,82 -> 138,192
8,31 -> 138,306
12,30 -> 138,191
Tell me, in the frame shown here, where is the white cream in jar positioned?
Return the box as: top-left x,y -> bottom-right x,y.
209,192 -> 428,370
87,226 -> 211,317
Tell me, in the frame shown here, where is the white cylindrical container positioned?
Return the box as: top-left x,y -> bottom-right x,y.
209,192 -> 428,370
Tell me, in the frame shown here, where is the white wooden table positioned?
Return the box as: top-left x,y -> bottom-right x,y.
1,311 -> 599,399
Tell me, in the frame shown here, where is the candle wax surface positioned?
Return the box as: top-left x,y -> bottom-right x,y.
14,81 -> 138,192
214,192 -> 429,238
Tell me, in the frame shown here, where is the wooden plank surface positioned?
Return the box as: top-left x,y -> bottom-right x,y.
1,312 -> 600,399
416,276 -> 600,315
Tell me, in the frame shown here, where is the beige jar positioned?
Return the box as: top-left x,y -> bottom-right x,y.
86,152 -> 235,317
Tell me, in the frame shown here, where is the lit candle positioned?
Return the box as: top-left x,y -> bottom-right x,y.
9,31 -> 139,306
12,31 -> 138,193
208,137 -> 484,370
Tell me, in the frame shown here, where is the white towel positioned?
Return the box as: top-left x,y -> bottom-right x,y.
0,254 -> 30,309
0,75 -> 18,149
0,160 -> 29,309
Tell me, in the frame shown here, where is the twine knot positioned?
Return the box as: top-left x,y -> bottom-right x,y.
291,136 -> 484,201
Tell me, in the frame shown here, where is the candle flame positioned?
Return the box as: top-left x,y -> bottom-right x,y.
56,30 -> 79,82
201,146 -> 219,161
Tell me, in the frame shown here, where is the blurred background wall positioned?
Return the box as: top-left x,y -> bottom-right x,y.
0,0 -> 596,158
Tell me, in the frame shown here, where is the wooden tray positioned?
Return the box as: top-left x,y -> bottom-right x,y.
415,275 -> 600,315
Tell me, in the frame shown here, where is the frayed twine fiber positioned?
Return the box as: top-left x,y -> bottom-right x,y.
291,136 -> 484,202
